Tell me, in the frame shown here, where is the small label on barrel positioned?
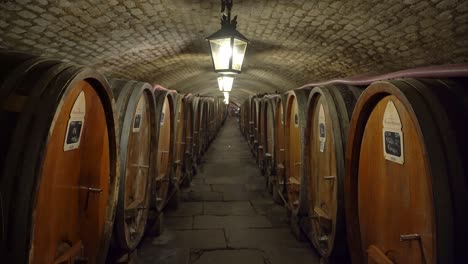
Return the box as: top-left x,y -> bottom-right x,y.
294,102 -> 299,128
177,109 -> 181,123
160,110 -> 165,126
319,104 -> 326,153
382,100 -> 404,164
64,91 -> 86,151
133,96 -> 145,132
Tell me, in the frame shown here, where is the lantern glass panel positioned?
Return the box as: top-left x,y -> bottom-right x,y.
209,37 -> 232,71
232,38 -> 247,71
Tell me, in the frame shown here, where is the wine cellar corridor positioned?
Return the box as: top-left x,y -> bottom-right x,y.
136,116 -> 318,264
1,0 -> 468,263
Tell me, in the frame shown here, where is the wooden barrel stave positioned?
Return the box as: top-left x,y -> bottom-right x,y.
345,79 -> 468,264
0,54 -> 119,264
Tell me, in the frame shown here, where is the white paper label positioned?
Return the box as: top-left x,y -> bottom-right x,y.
133,96 -> 145,133
382,100 -> 404,164
318,104 -> 326,153
64,91 -> 86,151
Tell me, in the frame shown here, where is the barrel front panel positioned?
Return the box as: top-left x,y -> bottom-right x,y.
266,101 -> 275,157
32,81 -> 110,263
286,95 -> 301,209
357,95 -> 435,263
308,95 -> 339,254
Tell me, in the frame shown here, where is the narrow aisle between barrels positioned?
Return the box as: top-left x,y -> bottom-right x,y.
137,116 -> 319,264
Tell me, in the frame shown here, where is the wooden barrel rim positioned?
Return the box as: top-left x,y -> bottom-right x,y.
345,80 -> 461,264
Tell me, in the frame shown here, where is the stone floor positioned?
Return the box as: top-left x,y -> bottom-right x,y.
137,116 -> 320,264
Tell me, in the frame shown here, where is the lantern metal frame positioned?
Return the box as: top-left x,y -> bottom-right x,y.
206,0 -> 249,75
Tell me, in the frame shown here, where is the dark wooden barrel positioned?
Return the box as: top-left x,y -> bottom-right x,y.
263,95 -> 281,190
284,88 -> 311,214
248,95 -> 256,149
0,51 -> 119,263
274,94 -> 287,200
109,79 -> 156,251
257,98 -> 266,171
153,88 -> 175,211
346,79 -> 468,264
172,92 -> 186,186
303,84 -> 363,262
183,95 -> 195,179
191,96 -> 202,165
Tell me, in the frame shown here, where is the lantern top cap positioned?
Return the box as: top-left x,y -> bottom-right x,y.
206,15 -> 249,42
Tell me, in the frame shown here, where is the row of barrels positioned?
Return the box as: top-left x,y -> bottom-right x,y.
0,50 -> 227,263
240,78 -> 468,263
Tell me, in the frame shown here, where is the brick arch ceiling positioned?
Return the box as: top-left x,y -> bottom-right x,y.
1,0 -> 467,104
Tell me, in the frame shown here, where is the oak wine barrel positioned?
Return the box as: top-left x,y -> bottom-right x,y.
262,95 -> 282,192
172,92 -> 187,186
109,79 -> 156,251
345,79 -> 468,264
303,84 -> 363,262
183,95 -> 195,179
257,98 -> 266,172
192,96 -> 202,165
284,88 -> 311,214
273,94 -> 287,203
153,88 -> 175,211
0,51 -> 119,263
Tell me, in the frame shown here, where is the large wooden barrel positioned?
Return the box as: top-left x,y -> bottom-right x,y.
257,98 -> 266,171
346,79 -> 468,264
192,96 -> 202,164
263,95 -> 281,190
172,92 -> 187,186
183,95 -> 195,179
303,84 -> 363,262
0,51 -> 119,263
274,94 -> 287,200
109,79 -> 156,251
153,88 -> 175,211
284,88 -> 311,214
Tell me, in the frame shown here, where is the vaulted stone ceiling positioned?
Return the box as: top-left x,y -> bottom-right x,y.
1,0 -> 467,104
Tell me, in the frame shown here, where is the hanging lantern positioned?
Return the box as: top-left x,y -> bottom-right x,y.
206,0 -> 249,74
217,75 -> 234,92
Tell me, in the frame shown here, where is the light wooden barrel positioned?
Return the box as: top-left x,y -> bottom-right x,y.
346,79 -> 468,264
274,94 -> 287,199
153,89 -> 175,211
172,92 -> 186,186
0,51 -> 119,263
303,84 -> 363,261
284,88 -> 311,214
184,95 -> 195,179
109,79 -> 156,251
